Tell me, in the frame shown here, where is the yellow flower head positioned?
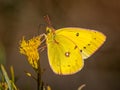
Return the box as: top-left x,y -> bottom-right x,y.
19,35 -> 41,69
0,82 -> 8,90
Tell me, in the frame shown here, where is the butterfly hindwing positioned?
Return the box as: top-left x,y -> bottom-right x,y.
46,34 -> 84,75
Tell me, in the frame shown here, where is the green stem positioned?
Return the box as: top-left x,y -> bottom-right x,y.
37,59 -> 43,90
37,69 -> 40,90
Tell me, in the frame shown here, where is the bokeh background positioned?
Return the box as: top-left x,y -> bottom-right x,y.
0,0 -> 120,90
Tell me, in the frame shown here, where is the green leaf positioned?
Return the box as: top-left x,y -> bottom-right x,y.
1,64 -> 12,90
10,66 -> 14,82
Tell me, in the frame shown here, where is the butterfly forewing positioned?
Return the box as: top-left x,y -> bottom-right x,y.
56,28 -> 106,59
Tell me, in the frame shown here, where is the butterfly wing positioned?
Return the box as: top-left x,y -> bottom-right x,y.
46,34 -> 84,75
56,28 -> 106,59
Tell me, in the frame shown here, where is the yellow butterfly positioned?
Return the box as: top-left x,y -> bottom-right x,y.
45,17 -> 106,75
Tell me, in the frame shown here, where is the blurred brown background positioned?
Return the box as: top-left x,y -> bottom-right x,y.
0,0 -> 120,90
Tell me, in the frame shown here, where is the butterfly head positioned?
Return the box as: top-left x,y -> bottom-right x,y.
46,26 -> 56,40
46,26 -> 55,34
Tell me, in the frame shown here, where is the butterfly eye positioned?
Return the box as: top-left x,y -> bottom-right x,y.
46,29 -> 50,34
46,27 -> 51,34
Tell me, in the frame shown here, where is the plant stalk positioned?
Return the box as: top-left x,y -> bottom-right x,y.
37,59 -> 43,90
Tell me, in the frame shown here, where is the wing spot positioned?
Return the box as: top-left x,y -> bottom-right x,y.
80,50 -> 82,52
54,39 -> 59,44
65,52 -> 70,57
74,45 -> 78,49
76,32 -> 79,36
94,38 -> 96,40
68,65 -> 70,67
57,65 -> 60,66
88,44 -> 91,46
83,47 -> 86,49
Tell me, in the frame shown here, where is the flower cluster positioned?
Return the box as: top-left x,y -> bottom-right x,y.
19,35 -> 41,69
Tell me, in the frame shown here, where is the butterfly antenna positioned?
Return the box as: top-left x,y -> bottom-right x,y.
44,15 -> 52,28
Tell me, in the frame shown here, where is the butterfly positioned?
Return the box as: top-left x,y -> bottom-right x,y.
44,17 -> 106,75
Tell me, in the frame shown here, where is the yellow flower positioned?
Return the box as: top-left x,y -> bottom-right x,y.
0,82 -> 8,90
19,35 -> 41,69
